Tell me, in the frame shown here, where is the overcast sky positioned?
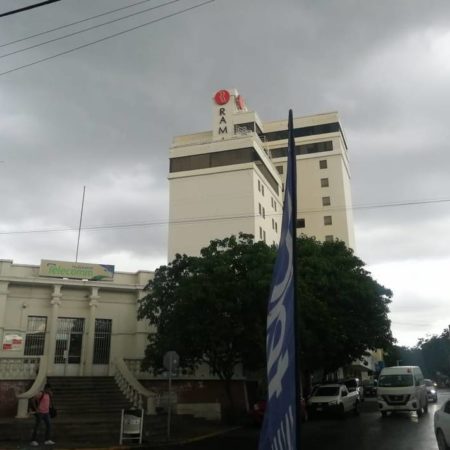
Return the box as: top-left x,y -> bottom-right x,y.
1,0 -> 450,347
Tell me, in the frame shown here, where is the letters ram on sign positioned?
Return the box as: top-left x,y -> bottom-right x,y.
39,260 -> 115,281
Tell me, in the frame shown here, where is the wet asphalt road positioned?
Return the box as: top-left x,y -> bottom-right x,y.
158,389 -> 450,450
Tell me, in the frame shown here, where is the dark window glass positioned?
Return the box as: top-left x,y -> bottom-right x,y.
324,216 -> 332,226
170,148 -> 279,195
321,178 -> 329,187
276,165 -> 284,174
93,319 -> 112,365
325,235 -> 334,242
296,218 -> 305,228
264,122 -> 341,142
270,141 -> 333,159
24,316 -> 47,356
319,160 -> 328,169
322,196 -> 331,206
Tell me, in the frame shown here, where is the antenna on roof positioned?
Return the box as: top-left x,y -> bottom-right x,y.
75,186 -> 86,262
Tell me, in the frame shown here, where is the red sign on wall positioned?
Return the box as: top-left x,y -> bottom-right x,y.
214,90 -> 230,105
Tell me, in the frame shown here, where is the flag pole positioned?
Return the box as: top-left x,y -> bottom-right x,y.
258,110 -> 300,450
288,109 -> 302,447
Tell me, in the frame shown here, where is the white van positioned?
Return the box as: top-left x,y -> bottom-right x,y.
377,366 -> 428,417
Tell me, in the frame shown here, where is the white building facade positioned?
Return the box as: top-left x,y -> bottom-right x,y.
168,89 -> 355,259
0,259 -> 153,378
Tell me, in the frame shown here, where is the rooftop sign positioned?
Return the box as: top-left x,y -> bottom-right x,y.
214,90 -> 230,105
39,260 -> 115,281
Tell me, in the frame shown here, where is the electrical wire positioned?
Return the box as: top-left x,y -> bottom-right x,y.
0,0 -> 185,60
1,195 -> 450,236
0,0 -> 61,18
0,0 -> 156,48
0,0 -> 215,78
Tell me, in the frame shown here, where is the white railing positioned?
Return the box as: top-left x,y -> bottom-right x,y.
0,356 -> 40,380
16,355 -> 48,418
113,357 -> 157,415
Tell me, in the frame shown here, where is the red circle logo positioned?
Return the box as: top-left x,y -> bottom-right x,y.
214,90 -> 230,105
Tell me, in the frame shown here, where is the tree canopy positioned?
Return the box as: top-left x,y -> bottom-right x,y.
138,234 -> 394,383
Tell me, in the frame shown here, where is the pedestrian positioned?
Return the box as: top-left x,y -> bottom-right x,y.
30,383 -> 55,446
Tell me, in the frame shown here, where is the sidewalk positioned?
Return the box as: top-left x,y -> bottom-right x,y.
0,414 -> 236,450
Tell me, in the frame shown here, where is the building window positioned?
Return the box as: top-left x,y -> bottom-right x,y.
258,180 -> 261,192
276,165 -> 284,174
325,235 -> 334,242
54,318 -> 85,364
263,230 -> 266,243
319,160 -> 328,169
272,218 -> 275,229
24,316 -> 47,356
262,185 -> 265,196
262,207 -> 266,219
259,227 -> 263,239
322,196 -> 331,206
296,218 -> 305,228
93,319 -> 112,365
274,202 -> 277,212
324,216 -> 332,226
259,203 -> 262,215
321,178 -> 329,188
275,222 -> 278,232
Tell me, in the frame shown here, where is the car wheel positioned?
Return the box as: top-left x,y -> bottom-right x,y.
417,407 -> 423,417
436,429 -> 450,450
424,400 -> 429,413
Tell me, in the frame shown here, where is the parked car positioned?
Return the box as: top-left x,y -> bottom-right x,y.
342,378 -> 362,399
425,379 -> 438,403
434,399 -> 450,450
250,397 -> 308,426
362,379 -> 378,398
308,384 -> 359,418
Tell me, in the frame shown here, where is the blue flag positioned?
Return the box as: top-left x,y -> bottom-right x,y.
259,110 -> 298,450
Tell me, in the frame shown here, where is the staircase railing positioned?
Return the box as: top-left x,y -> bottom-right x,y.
16,355 -> 48,418
113,357 -> 157,415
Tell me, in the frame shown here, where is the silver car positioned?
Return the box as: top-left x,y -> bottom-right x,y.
434,399 -> 450,450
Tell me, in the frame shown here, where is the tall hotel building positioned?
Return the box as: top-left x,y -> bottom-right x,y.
168,89 -> 355,259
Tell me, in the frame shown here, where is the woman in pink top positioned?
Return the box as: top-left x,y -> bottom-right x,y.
30,383 -> 55,446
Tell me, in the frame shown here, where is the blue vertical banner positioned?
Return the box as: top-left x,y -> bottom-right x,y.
259,110 -> 298,450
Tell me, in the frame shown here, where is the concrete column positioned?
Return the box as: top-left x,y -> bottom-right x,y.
0,281 -> 10,345
46,285 -> 62,375
83,287 -> 100,376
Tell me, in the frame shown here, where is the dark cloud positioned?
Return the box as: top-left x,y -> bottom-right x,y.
2,0 -> 450,344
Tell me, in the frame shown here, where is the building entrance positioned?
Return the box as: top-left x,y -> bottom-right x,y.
54,318 -> 85,376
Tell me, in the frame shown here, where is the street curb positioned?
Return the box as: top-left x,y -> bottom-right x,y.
175,425 -> 242,445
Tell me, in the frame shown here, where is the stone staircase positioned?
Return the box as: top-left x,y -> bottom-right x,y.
0,376 -> 167,447
0,377 -> 221,448
47,376 -> 132,415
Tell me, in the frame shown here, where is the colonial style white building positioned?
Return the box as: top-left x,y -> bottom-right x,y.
168,88 -> 355,259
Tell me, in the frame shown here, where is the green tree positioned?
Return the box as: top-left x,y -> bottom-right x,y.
296,236 -> 394,375
138,234 -> 394,407
137,233 -> 275,410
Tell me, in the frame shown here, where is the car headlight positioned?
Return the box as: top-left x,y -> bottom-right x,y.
328,401 -> 338,405
430,389 -> 436,394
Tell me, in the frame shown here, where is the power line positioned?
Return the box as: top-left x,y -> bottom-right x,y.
2,195 -> 450,236
0,0 -> 156,48
0,1 -> 61,18
0,0 -> 185,60
0,0 -> 215,78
